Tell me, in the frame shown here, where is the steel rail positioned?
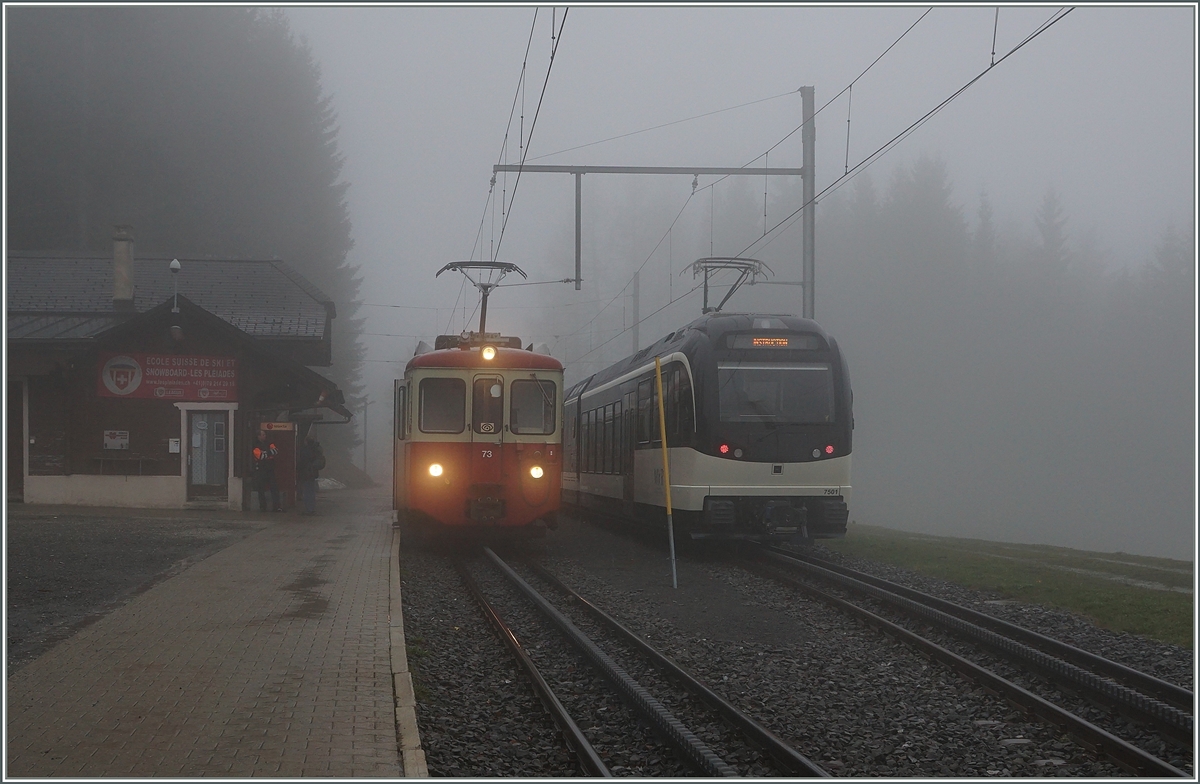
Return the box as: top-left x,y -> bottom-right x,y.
454,559 -> 611,777
764,546 -> 1193,747
482,547 -> 738,777
779,547 -> 1194,713
529,562 -> 829,777
749,552 -> 1188,777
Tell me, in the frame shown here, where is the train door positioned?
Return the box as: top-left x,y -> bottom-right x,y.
471,375 -> 504,484
393,378 -> 407,511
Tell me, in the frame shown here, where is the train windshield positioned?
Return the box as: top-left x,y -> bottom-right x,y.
717,363 -> 834,424
511,379 -> 556,435
419,377 -> 466,433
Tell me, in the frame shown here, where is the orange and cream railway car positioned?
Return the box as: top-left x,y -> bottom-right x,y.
393,334 -> 563,537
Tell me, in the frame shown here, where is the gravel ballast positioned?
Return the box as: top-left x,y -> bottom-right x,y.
402,513 -> 1192,776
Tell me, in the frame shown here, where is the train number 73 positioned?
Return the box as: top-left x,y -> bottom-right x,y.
481,449 -> 493,458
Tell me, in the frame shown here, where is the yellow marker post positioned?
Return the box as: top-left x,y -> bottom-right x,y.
654,356 -> 678,588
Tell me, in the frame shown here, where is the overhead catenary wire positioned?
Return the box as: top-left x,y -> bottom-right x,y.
492,8 -> 569,261
468,10 -> 541,264
737,5 -> 1075,260
527,87 -> 804,163
553,10 -> 931,364
693,7 -> 933,199
562,280 -> 707,367
556,190 -> 696,346
558,7 -> 1061,368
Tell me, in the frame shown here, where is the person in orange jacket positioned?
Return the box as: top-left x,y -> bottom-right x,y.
252,429 -> 281,512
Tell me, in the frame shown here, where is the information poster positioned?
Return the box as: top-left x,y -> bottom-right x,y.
97,353 -> 238,401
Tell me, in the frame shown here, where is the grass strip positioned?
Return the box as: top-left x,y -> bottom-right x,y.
823,524 -> 1193,648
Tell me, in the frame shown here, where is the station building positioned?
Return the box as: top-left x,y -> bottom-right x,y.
6,228 -> 352,510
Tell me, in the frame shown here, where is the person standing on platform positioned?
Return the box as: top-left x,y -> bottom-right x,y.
296,432 -> 325,515
253,429 -> 281,512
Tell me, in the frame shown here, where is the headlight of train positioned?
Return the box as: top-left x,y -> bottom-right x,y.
481,345 -> 497,360
529,465 -> 544,479
428,463 -> 444,477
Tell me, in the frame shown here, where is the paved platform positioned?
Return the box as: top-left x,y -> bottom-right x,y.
6,487 -> 424,777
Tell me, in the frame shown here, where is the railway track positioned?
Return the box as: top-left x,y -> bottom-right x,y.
747,544 -> 1192,777
457,546 -> 829,777
402,514 -> 1191,775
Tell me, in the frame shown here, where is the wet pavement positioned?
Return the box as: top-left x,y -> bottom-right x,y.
5,488 -> 415,777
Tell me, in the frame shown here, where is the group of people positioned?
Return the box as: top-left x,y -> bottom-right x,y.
252,428 -> 325,515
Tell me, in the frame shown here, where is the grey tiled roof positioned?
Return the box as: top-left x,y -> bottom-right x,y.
6,254 -> 331,340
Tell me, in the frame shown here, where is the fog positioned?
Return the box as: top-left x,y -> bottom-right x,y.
286,6 -> 1195,559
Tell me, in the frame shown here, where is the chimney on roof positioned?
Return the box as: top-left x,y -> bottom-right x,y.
113,225 -> 135,312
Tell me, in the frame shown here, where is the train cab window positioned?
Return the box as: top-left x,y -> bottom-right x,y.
419,377 -> 466,433
717,362 -> 835,424
511,379 -> 556,435
473,377 -> 504,434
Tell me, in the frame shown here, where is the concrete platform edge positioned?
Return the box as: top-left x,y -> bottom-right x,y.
391,518 -> 428,777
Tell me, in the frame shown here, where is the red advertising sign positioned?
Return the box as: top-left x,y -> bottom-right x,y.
97,353 -> 238,401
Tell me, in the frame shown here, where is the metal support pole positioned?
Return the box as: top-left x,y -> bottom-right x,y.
801,86 -> 816,320
362,398 -> 371,472
654,357 -> 678,589
632,270 -> 640,354
575,172 -> 582,290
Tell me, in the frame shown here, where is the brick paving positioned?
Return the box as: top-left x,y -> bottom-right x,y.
6,490 -> 402,777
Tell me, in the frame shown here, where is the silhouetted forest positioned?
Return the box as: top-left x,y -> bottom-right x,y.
6,7 -> 365,462
816,157 -> 1194,557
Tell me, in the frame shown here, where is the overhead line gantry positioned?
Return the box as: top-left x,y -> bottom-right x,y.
493,86 -> 817,319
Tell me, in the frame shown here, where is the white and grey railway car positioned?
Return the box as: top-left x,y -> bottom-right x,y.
562,313 -> 852,542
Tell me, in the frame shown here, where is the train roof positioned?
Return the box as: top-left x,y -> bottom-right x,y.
407,345 -> 563,372
567,312 -> 833,398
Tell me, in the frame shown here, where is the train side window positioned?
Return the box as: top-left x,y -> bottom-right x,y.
472,377 -> 504,434
396,385 -> 407,440
599,405 -> 609,474
624,391 -> 635,471
595,405 -> 604,473
637,379 -> 653,444
576,410 -> 585,470
613,400 -> 622,474
583,409 -> 593,473
419,377 -> 465,434
589,408 -> 598,473
667,367 -> 679,437
678,368 -> 695,434
511,379 -> 556,435
605,403 -> 615,474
